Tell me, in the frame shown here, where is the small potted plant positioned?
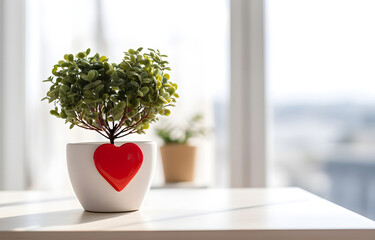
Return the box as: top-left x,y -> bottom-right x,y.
42,47 -> 178,212
156,114 -> 207,183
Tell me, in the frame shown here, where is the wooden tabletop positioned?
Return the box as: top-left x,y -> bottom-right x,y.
0,188 -> 374,240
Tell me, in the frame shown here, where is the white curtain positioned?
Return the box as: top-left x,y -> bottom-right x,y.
25,0 -> 104,190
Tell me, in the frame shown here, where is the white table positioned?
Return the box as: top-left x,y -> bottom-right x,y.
0,188 -> 374,240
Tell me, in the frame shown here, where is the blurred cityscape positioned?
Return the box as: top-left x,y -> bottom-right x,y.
273,103 -> 375,220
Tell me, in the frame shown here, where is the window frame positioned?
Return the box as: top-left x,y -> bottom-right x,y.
230,0 -> 267,187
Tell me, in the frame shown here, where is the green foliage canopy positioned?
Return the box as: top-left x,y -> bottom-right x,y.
42,48 -> 178,143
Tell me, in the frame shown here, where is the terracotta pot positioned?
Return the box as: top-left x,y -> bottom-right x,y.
67,141 -> 156,212
160,144 -> 196,182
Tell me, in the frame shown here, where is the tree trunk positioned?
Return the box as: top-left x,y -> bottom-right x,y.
109,130 -> 115,144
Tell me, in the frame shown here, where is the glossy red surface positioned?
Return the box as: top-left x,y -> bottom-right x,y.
93,143 -> 143,192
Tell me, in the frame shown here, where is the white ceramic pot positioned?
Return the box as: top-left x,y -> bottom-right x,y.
67,141 -> 156,212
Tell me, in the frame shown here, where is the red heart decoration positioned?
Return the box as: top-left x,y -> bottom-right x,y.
93,143 -> 143,192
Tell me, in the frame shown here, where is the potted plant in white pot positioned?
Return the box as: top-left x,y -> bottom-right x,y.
156,114 -> 207,183
42,47 -> 178,212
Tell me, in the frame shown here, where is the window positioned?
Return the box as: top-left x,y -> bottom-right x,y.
266,0 -> 375,220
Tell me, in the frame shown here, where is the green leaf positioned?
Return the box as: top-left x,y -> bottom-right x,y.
106,69 -> 113,75
60,111 -> 68,118
95,84 -> 104,92
111,71 -> 119,80
142,78 -> 152,83
144,58 -> 151,66
60,85 -> 69,93
81,73 -> 90,81
102,94 -> 108,101
129,71 -> 141,80
142,123 -> 150,130
153,69 -> 161,77
120,61 -> 132,70
68,54 -> 74,62
114,112 -> 123,121
66,77 -> 75,84
87,112 -> 98,119
118,101 -> 126,109
83,83 -> 93,90
50,110 -> 59,117
164,109 -> 171,116
87,70 -> 96,81
137,90 -> 144,97
76,52 -> 86,58
130,81 -> 139,88
126,110 -> 137,118
110,95 -> 118,102
128,49 -> 136,54
72,62 -> 79,70
140,86 -> 149,95
133,98 -> 140,107
91,80 -> 101,86
159,96 -> 167,103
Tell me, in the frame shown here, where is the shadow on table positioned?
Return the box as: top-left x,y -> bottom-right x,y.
0,199 -> 307,230
0,209 -> 132,230
0,197 -> 75,208
116,199 -> 306,228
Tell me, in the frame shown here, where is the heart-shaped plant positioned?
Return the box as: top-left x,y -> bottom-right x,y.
42,48 -> 178,144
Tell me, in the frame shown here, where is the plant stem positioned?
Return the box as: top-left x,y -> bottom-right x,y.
109,129 -> 115,144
